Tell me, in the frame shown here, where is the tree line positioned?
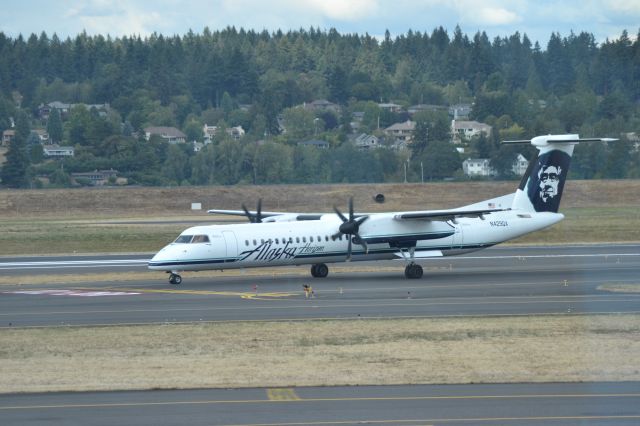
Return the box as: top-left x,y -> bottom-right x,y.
1,26 -> 639,187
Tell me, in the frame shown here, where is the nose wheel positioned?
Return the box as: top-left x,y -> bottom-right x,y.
168,273 -> 182,285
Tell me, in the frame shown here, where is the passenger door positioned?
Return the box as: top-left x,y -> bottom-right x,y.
222,231 -> 238,260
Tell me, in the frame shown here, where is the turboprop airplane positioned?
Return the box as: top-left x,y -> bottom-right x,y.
149,134 -> 616,285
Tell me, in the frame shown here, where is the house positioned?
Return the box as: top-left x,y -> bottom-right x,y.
227,125 -> 245,141
449,104 -> 472,120
407,104 -> 447,115
512,154 -> 529,176
38,102 -> 110,120
144,126 -> 187,144
2,129 -> 15,147
462,158 -> 495,177
354,133 -> 380,150
71,169 -> 121,186
193,141 -> 205,153
32,129 -> 49,144
463,154 -> 529,177
378,103 -> 403,113
384,120 -> 416,145
203,124 -> 217,143
451,120 -> 492,144
298,139 -> 329,149
304,99 -> 340,113
43,145 -> 75,158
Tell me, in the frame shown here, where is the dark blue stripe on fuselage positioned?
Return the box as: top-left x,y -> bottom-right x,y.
147,243 -> 496,269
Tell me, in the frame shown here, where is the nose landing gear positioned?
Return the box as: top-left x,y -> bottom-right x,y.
168,273 -> 182,285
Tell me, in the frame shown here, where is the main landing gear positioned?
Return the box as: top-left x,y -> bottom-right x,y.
310,263 -> 329,278
404,263 -> 423,279
168,272 -> 182,285
398,246 -> 423,279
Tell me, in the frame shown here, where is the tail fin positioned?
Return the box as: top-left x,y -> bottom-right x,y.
506,135 -> 617,213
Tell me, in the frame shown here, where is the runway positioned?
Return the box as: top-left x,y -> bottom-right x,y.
1,244 -> 639,327
1,382 -> 639,425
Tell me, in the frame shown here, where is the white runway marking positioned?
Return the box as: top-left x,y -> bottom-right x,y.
3,289 -> 141,297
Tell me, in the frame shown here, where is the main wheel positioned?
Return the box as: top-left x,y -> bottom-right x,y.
311,263 -> 329,278
404,263 -> 423,279
169,273 -> 182,285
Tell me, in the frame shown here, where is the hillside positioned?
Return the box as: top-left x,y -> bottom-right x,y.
1,180 -> 638,219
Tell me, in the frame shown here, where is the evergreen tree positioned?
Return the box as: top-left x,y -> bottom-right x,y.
1,110 -> 31,187
46,108 -> 63,144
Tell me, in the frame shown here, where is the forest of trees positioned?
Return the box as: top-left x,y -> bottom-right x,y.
0,25 -> 639,188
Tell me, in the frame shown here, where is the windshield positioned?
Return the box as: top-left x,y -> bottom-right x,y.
174,234 -> 210,244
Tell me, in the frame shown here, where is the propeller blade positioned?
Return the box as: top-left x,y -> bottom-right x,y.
355,216 -> 369,226
331,231 -> 342,241
346,237 -> 352,262
333,205 -> 348,223
348,197 -> 354,221
241,203 -> 254,223
256,199 -> 263,223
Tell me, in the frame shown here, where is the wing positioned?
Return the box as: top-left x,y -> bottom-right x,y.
393,207 -> 507,222
207,209 -> 323,222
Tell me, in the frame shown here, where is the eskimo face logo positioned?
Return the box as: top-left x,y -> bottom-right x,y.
538,164 -> 562,203
526,150 -> 571,213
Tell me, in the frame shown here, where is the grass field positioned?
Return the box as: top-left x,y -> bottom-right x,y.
1,314 -> 638,393
1,181 -> 639,255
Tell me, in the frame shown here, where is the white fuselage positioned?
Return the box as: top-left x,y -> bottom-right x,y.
148,210 -> 563,272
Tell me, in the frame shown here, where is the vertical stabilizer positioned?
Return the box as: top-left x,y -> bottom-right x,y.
511,135 -> 576,213
507,135 -> 617,213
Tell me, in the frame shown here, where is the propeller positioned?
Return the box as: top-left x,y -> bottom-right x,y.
331,197 -> 369,261
241,199 -> 263,223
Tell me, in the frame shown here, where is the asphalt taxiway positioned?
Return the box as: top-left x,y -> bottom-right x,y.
1,244 -> 639,327
1,382 -> 639,425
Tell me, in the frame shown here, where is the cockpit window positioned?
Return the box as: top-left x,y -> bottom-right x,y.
174,234 -> 210,244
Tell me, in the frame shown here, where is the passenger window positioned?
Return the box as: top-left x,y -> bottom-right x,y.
302,237 -> 306,243
317,236 -> 321,242
325,236 -> 329,242
261,239 -> 265,244
253,239 -> 257,245
310,236 -> 314,242
289,237 -> 293,243
275,238 -> 279,244
296,237 -> 300,243
245,240 -> 249,246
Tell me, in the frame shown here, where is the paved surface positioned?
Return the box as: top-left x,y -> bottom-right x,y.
2,245 -> 639,425
1,244 -> 639,327
1,382 -> 639,425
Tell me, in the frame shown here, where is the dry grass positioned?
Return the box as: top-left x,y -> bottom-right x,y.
598,284 -> 640,293
1,314 -> 639,393
2,180 -> 640,219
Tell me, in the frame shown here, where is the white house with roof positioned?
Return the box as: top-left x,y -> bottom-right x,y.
144,126 -> 187,144
43,145 -> 75,158
354,133 -> 380,150
512,153 -> 529,176
451,120 -> 492,143
463,154 -> 529,177
462,158 -> 495,177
